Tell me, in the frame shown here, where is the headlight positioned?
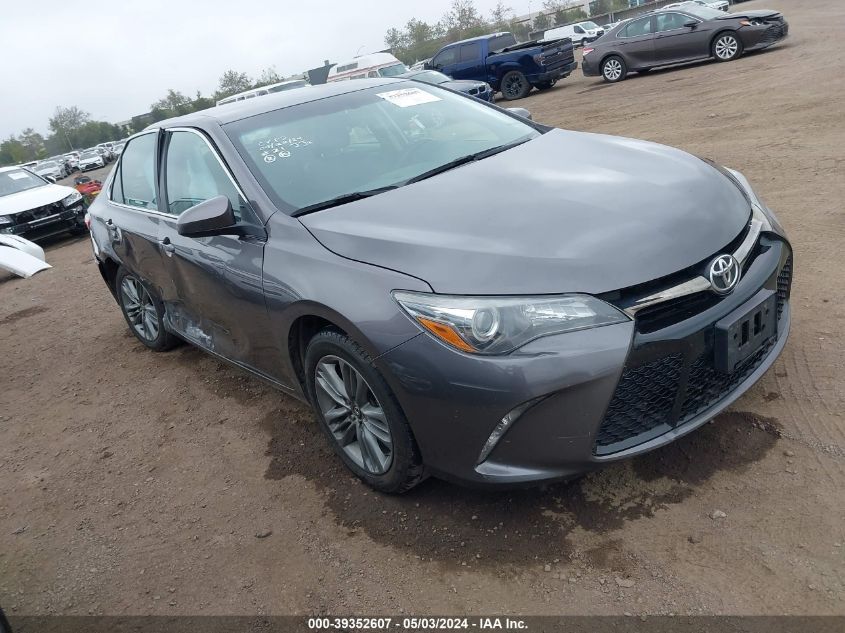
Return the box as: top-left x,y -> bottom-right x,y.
724,167 -> 785,236
62,191 -> 83,207
0,215 -> 12,226
393,291 -> 629,355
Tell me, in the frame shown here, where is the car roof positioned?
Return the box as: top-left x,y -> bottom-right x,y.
146,78 -> 407,130
0,165 -> 27,173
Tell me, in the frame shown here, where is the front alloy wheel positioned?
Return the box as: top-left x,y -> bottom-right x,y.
713,33 -> 741,61
314,356 -> 392,474
304,329 -> 425,493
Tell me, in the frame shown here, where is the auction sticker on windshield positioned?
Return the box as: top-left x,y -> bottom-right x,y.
376,88 -> 441,108
9,172 -> 28,180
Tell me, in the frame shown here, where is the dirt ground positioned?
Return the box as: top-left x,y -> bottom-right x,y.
1,0 -> 843,617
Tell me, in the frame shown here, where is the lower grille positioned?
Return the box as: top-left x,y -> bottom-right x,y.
777,255 -> 792,319
760,24 -> 786,46
595,353 -> 682,448
680,336 -> 776,420
595,248 -> 792,455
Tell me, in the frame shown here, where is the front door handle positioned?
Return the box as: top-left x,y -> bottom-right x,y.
159,237 -> 176,254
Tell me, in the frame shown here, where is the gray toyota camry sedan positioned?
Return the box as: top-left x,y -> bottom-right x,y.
88,79 -> 792,492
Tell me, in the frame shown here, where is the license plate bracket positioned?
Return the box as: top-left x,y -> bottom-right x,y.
714,289 -> 777,373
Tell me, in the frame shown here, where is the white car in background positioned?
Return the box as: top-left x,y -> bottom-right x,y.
78,150 -> 106,171
664,0 -> 730,12
33,161 -> 64,181
0,166 -> 87,242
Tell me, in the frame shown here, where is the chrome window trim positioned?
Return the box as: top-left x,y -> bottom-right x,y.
623,206 -> 766,317
164,127 -> 253,216
107,127 -> 253,221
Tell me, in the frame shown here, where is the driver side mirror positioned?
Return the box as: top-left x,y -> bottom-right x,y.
45,176 -> 56,184
506,107 -> 533,121
176,195 -> 237,238
684,21 -> 698,28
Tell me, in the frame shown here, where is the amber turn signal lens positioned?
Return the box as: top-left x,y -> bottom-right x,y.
416,317 -> 477,353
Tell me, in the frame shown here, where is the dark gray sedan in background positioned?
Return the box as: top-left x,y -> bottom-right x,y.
399,69 -> 494,102
88,78 -> 792,492
583,4 -> 789,82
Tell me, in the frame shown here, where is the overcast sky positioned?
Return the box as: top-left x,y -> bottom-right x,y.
1,0 -> 519,139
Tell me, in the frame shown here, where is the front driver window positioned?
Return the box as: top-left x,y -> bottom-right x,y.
164,130 -> 251,221
656,13 -> 691,32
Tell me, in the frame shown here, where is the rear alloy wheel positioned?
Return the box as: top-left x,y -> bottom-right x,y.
305,329 -> 425,493
601,56 -> 627,82
115,267 -> 178,351
500,71 -> 531,100
713,32 -> 742,61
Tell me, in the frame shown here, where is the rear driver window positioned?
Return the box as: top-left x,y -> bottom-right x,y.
111,133 -> 158,211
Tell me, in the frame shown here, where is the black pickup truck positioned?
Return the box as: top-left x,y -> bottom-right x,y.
425,31 -> 577,100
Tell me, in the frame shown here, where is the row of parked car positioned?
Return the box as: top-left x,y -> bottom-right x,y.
23,140 -> 127,183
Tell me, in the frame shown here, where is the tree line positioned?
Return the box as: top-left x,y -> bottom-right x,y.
0,66 -> 288,167
384,0 -> 610,65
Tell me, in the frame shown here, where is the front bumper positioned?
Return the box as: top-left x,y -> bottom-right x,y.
528,61 -> 578,85
2,202 -> 87,242
741,20 -> 789,52
378,236 -> 792,487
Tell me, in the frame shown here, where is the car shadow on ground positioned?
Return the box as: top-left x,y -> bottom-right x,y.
247,346 -> 782,568
168,344 -> 784,569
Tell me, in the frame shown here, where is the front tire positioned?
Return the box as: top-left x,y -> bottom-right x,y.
304,329 -> 425,494
500,70 -> 531,100
712,31 -> 742,62
115,267 -> 178,351
601,55 -> 627,82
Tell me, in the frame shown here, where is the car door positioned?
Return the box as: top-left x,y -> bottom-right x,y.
449,41 -> 484,81
156,127 -> 282,381
615,16 -> 656,69
653,12 -> 712,64
104,131 -> 174,302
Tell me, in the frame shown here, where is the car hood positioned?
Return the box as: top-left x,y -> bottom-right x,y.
0,183 -> 75,215
719,10 -> 780,19
300,129 -> 751,295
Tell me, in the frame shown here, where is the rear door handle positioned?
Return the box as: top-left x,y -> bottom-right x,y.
159,237 -> 175,254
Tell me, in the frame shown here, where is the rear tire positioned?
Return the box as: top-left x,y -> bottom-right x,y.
304,329 -> 426,494
114,267 -> 178,351
712,31 -> 743,61
601,55 -> 627,82
500,70 -> 531,100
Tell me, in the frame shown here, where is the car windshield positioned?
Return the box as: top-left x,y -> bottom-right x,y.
405,71 -> 450,85
0,169 -> 46,197
680,4 -> 724,19
225,82 -> 539,214
81,152 -> 98,159
581,21 -> 600,29
35,162 -> 58,170
378,63 -> 408,77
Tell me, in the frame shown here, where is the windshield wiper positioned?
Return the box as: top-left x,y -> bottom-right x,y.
293,185 -> 399,217
404,136 -> 534,185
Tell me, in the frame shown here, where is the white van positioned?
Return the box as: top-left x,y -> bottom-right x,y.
216,79 -> 310,107
326,52 -> 407,82
543,21 -> 606,48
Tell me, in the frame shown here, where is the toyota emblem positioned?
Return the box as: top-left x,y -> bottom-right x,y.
708,254 -> 740,295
